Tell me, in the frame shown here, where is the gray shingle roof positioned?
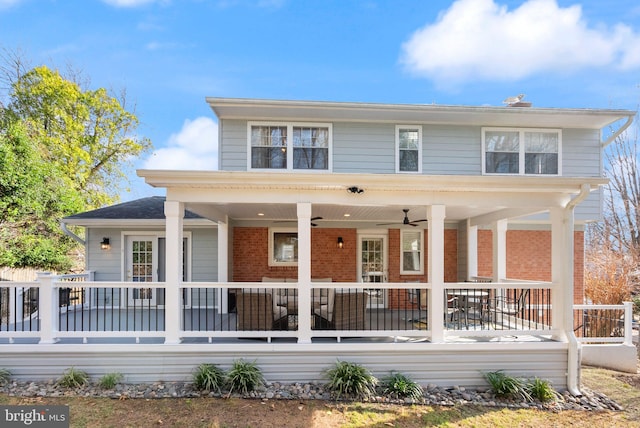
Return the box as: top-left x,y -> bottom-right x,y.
63,196 -> 203,220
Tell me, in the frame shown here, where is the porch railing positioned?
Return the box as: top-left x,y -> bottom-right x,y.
0,274 -> 576,343
443,280 -> 553,337
573,302 -> 634,345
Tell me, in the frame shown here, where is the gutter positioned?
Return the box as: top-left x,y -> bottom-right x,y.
601,114 -> 635,148
59,221 -> 85,246
565,183 -> 591,396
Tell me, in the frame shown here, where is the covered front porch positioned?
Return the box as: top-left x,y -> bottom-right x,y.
1,275 -> 568,388
0,171 -> 605,390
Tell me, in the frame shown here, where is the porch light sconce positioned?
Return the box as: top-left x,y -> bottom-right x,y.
100,237 -> 110,250
337,236 -> 344,249
347,186 -> 364,194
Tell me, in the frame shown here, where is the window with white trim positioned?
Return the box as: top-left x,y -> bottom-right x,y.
396,125 -> 422,173
268,228 -> 298,266
249,122 -> 331,171
483,128 -> 560,175
400,230 -> 423,274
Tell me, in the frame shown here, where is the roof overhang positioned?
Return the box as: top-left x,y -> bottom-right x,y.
206,97 -> 634,130
61,218 -> 215,227
137,170 -> 607,224
138,170 -> 607,194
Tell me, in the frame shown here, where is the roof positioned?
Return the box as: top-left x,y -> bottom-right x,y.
206,97 -> 634,130
62,196 -> 205,225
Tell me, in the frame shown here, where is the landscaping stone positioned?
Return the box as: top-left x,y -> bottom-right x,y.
0,380 -> 624,412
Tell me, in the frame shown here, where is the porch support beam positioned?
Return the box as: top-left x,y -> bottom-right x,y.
297,202 -> 312,344
467,220 -> 478,280
164,200 -> 184,344
217,216 -> 229,314
492,220 -> 508,282
470,207 -> 545,227
550,207 -> 565,338
428,205 -> 446,342
561,204 -> 581,395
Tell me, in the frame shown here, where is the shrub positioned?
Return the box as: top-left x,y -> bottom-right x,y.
526,377 -> 560,402
0,368 -> 11,386
382,372 -> 423,400
98,373 -> 123,390
585,245 -> 633,305
57,367 -> 89,388
192,363 -> 226,393
227,359 -> 263,395
482,370 -> 531,401
325,360 -> 378,400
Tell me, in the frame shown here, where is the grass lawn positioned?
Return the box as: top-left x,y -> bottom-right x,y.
0,365 -> 638,427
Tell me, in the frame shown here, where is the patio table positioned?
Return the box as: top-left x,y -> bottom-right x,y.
448,290 -> 489,327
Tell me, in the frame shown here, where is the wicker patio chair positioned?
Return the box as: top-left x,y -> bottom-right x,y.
314,290 -> 367,330
236,290 -> 288,331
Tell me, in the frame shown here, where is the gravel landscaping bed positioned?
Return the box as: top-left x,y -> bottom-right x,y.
0,380 -> 624,412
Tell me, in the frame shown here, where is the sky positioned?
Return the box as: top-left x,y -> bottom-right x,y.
1,0 -> 640,201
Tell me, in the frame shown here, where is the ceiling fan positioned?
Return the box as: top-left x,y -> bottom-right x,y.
274,216 -> 324,227
377,209 -> 427,227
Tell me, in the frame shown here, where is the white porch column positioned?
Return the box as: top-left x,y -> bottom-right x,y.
217,217 -> 229,314
550,207 -> 566,338
467,220 -> 478,280
297,202 -> 312,344
164,200 -> 184,345
492,220 -> 508,282
37,273 -> 58,344
428,205 -> 446,342
558,203 -> 582,395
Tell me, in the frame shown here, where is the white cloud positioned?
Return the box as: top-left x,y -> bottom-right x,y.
0,0 -> 22,10
101,0 -> 164,8
401,0 -> 640,86
145,41 -> 178,51
143,117 -> 218,170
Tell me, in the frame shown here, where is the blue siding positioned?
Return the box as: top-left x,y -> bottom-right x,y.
87,228 -> 218,282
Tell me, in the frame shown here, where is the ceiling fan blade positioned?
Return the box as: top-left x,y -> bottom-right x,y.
411,219 -> 428,223
376,222 -> 402,226
311,216 -> 323,221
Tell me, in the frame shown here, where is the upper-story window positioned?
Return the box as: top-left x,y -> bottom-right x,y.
249,122 -> 332,171
483,128 -> 561,175
396,125 -> 422,173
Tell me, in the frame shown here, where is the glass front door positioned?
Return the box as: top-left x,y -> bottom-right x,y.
360,235 -> 387,308
126,236 -> 157,306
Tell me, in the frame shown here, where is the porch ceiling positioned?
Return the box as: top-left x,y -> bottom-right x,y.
185,202 -> 527,225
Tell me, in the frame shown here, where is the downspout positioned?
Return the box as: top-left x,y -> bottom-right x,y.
59,221 -> 85,246
601,114 -> 634,148
565,183 -> 590,396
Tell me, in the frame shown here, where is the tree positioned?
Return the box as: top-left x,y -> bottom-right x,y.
0,122 -> 83,270
6,65 -> 151,208
599,123 -> 640,259
0,60 -> 152,270
586,114 -> 640,302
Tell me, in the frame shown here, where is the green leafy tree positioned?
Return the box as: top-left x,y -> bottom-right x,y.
7,65 -> 151,208
0,63 -> 152,270
0,122 -> 83,270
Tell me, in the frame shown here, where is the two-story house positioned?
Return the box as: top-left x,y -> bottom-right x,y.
7,97 -> 635,391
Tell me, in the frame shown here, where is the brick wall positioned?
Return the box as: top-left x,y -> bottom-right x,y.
387,229 -> 458,309
232,227 -> 357,282
231,226 -> 584,306
476,229 -> 585,302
